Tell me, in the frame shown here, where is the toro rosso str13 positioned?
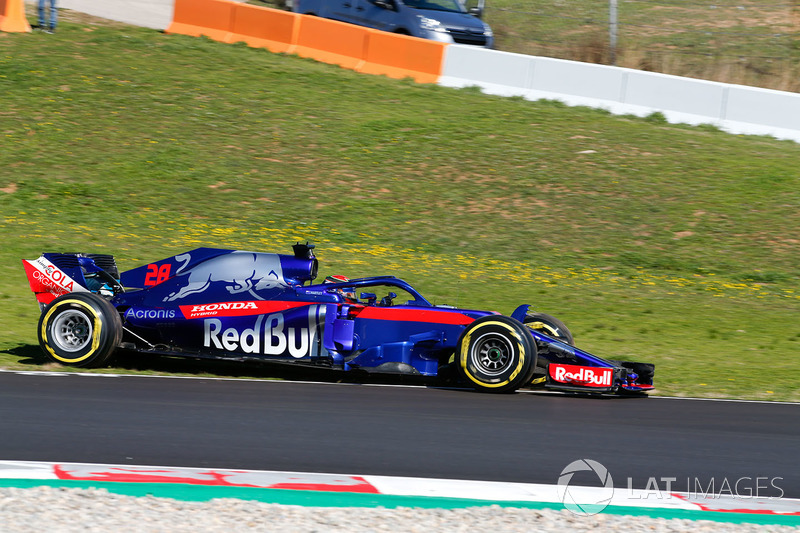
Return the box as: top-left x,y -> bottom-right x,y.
23,243 -> 654,394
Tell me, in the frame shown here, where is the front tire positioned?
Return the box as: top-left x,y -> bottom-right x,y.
524,313 -> 574,345
456,316 -> 536,393
38,293 -> 122,368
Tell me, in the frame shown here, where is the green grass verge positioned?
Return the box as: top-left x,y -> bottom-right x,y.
0,13 -> 798,401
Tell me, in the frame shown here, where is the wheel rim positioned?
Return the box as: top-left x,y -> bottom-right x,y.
471,332 -> 514,376
51,310 -> 93,353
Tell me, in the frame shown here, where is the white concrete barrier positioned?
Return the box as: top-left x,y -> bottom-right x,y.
622,70 -> 727,125
440,46 -> 533,97
533,57 -> 626,104
726,86 -> 798,129
440,44 -> 800,143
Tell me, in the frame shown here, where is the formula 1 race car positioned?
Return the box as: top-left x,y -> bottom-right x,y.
23,243 -> 654,394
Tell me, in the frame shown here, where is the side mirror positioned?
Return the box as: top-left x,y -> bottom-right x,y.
466,0 -> 484,18
360,292 -> 377,305
379,292 -> 397,306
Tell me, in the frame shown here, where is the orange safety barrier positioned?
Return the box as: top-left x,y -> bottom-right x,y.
0,0 -> 31,33
226,3 -> 298,54
164,0 -> 447,85
291,15 -> 370,71
358,31 -> 445,84
165,0 -> 235,43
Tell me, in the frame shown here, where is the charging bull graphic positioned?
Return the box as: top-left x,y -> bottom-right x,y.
164,252 -> 287,302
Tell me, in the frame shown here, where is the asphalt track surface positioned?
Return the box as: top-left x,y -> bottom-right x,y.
14,0 -> 798,507
1,371 -> 798,498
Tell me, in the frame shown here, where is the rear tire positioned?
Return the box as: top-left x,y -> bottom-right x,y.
456,316 -> 536,393
38,293 -> 122,368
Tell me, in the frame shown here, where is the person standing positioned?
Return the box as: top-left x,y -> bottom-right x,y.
38,0 -> 57,33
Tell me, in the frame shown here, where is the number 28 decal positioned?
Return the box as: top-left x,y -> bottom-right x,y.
144,263 -> 171,286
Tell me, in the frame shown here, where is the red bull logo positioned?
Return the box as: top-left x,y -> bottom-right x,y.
202,305 -> 321,359
165,251 -> 286,302
550,364 -> 613,387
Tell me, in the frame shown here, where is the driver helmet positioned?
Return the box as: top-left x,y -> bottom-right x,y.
324,274 -> 356,301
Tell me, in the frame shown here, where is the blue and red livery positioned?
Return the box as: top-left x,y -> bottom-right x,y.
23,243 -> 654,394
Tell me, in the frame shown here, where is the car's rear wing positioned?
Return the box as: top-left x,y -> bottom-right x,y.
22,253 -> 122,310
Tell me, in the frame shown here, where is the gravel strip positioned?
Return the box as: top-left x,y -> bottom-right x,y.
1,486 -> 798,533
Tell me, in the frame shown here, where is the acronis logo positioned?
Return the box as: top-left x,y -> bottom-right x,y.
125,308 -> 177,320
